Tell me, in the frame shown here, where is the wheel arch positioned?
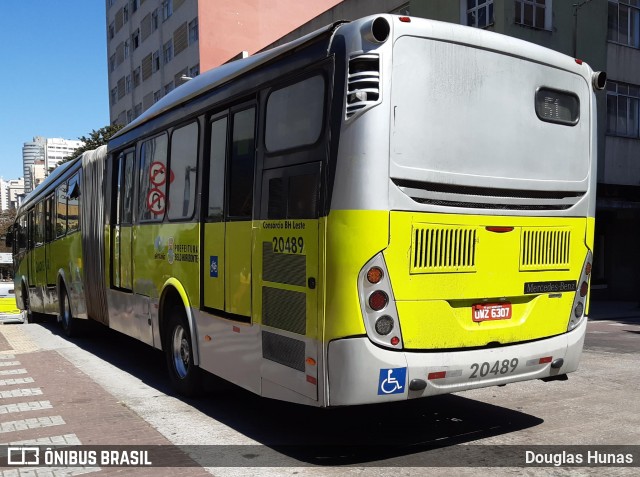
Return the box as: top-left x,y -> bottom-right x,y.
158,278 -> 200,366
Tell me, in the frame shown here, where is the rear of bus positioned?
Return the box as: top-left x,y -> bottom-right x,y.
323,16 -> 604,406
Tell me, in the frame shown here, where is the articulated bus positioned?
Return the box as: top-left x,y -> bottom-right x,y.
10,15 -> 605,407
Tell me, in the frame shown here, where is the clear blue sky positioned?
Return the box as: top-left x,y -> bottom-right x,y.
0,1 -> 108,181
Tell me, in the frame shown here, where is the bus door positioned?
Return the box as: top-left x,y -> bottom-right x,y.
202,114 -> 229,311
44,195 -> 55,314
203,106 -> 257,319
255,71 -> 329,401
31,202 -> 46,313
112,150 -> 135,290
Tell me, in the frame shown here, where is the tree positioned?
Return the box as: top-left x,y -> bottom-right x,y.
0,208 -> 17,254
62,124 -> 124,162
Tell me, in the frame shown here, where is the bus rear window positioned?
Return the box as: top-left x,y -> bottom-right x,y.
535,88 -> 580,126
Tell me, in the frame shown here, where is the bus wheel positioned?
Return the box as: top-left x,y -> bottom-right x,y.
60,287 -> 75,337
164,305 -> 201,396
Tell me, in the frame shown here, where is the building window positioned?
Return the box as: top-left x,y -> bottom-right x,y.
608,0 -> 640,48
189,17 -> 199,44
110,87 -> 118,106
123,4 -> 129,22
163,0 -> 173,21
463,0 -> 494,28
132,29 -> 140,50
124,39 -> 130,59
134,103 -> 142,118
133,66 -> 141,88
390,3 -> 410,15
109,22 -> 115,40
109,54 -> 116,72
165,81 -> 174,95
189,64 -> 200,77
607,80 -> 640,137
515,0 -> 552,30
131,0 -> 139,13
125,75 -> 131,94
153,90 -> 162,103
127,110 -> 134,123
152,9 -> 159,30
163,40 -> 173,64
153,50 -> 160,72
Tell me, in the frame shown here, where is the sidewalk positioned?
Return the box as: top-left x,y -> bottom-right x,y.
0,322 -> 210,476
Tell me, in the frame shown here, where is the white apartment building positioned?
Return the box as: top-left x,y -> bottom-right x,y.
106,0 -> 344,126
22,137 -> 83,192
0,177 -> 25,211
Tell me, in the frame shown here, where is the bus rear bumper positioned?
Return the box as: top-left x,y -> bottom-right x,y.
327,317 -> 586,406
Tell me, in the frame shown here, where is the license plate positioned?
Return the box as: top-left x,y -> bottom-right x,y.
472,302 -> 512,322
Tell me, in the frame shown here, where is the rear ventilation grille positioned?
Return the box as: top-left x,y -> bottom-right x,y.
346,54 -> 380,119
392,179 -> 583,211
411,225 -> 478,274
520,228 -> 571,271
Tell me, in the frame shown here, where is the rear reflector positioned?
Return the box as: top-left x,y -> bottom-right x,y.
428,371 -> 447,380
486,226 -> 514,233
539,356 -> 553,364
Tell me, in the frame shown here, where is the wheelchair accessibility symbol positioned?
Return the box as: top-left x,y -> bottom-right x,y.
378,367 -> 407,395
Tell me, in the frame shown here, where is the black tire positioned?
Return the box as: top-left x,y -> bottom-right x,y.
164,304 -> 201,396
60,287 -> 76,337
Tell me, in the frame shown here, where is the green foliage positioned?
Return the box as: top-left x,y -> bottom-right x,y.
0,208 -> 17,253
62,124 -> 124,163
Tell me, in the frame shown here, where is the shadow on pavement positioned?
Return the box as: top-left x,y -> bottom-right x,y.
34,318 -> 544,466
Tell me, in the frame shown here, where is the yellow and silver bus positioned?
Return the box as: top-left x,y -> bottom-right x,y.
10,15 -> 605,407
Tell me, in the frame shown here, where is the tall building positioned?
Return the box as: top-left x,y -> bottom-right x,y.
21,137 -> 45,193
22,137 -> 83,192
105,0 -> 344,126
0,177 -> 25,211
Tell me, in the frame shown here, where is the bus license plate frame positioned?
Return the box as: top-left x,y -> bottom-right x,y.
472,302 -> 512,322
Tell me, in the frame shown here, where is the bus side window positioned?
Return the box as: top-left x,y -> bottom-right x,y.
67,173 -> 81,233
122,152 -> 134,225
228,107 -> 256,219
139,134 -> 168,222
208,117 -> 228,220
34,202 -> 44,247
56,183 -> 68,238
168,122 -> 198,221
288,173 -> 318,219
19,216 -> 27,251
45,196 -> 54,243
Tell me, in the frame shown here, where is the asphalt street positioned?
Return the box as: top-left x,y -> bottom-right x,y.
0,301 -> 637,476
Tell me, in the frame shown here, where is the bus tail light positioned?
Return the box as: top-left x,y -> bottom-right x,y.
368,290 -> 388,311
358,253 -> 403,349
568,251 -> 592,331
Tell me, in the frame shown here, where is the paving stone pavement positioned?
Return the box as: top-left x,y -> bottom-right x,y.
0,323 -> 211,476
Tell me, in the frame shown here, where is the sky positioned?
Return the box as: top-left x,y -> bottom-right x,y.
0,1 -> 108,181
